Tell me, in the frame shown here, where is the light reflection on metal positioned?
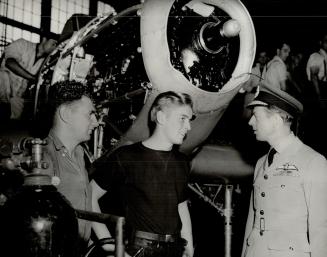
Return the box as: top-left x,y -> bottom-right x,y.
34,0 -> 256,168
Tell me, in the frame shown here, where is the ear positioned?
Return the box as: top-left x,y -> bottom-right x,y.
58,105 -> 70,124
156,110 -> 166,125
273,112 -> 284,127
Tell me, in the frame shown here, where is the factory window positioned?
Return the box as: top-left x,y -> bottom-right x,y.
0,24 -> 40,56
97,1 -> 115,16
51,0 -> 89,34
0,0 -> 41,28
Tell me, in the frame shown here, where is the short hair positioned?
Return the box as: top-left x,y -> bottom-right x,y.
148,91 -> 194,131
264,105 -> 293,125
255,49 -> 268,59
45,80 -> 92,127
264,104 -> 302,134
275,39 -> 290,50
48,80 -> 91,107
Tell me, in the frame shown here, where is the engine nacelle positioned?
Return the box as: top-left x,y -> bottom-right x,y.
33,0 -> 256,178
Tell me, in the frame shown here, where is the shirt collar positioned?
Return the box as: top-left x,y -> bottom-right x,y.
48,130 -> 87,160
48,130 -> 66,151
273,55 -> 285,64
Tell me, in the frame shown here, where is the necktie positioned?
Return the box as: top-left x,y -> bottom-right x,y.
267,148 -> 276,166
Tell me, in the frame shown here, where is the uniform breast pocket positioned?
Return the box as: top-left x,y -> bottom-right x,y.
267,232 -> 310,254
267,180 -> 305,210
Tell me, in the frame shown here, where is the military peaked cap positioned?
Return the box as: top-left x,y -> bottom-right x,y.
247,83 -> 303,117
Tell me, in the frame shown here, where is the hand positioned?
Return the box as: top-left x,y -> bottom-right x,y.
182,248 -> 194,257
29,74 -> 37,83
27,75 -> 38,89
101,243 -> 115,253
100,243 -> 131,257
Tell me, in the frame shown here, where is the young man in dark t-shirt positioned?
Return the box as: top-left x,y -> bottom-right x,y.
90,91 -> 194,257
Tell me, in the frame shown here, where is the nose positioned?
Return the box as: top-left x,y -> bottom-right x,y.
185,120 -> 191,131
248,115 -> 255,126
91,114 -> 99,128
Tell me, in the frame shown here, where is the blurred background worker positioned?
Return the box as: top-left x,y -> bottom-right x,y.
0,33 -> 57,120
265,40 -> 291,91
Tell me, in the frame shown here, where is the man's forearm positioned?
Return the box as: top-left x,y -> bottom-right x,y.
178,201 -> 194,257
91,196 -> 114,252
90,180 -> 112,240
6,58 -> 36,81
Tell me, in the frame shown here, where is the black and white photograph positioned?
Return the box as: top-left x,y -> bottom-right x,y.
1,0 -> 327,257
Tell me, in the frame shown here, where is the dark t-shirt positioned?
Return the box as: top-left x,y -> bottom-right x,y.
91,142 -> 190,235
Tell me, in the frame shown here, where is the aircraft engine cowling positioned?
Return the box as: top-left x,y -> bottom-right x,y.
122,0 -> 256,154
34,0 -> 256,159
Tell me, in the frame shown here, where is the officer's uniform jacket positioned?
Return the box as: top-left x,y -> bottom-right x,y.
242,134 -> 327,257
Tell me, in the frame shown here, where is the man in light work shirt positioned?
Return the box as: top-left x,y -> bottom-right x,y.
265,41 -> 290,91
305,33 -> 327,156
0,34 -> 57,119
42,80 -> 98,256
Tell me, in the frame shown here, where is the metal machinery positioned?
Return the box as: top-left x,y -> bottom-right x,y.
0,138 -> 79,257
0,137 -> 125,257
3,0 -> 257,256
34,0 -> 256,156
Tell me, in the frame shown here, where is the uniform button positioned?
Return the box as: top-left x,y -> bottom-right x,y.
261,192 -> 265,197
260,210 -> 264,215
264,174 -> 268,180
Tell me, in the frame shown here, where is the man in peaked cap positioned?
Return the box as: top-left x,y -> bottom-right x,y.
242,83 -> 327,257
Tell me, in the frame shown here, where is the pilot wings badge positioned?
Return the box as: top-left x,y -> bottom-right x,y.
273,163 -> 299,177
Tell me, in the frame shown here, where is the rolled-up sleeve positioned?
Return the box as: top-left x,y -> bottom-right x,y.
4,39 -> 27,63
